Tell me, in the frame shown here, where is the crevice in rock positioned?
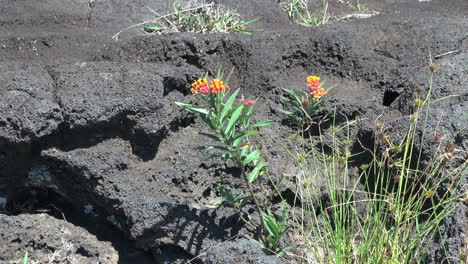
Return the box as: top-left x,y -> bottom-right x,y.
382,90 -> 399,106
153,243 -> 203,264
163,76 -> 190,96
1,109 -> 195,200
5,187 -> 155,263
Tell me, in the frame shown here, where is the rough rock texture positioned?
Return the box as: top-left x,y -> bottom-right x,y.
0,213 -> 118,263
0,0 -> 466,263
40,137 -> 252,262
199,239 -> 284,264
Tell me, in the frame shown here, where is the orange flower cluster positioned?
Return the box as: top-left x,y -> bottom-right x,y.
307,76 -> 320,86
307,75 -> 327,101
309,86 -> 327,100
191,78 -> 209,94
210,79 -> 229,93
191,78 -> 230,94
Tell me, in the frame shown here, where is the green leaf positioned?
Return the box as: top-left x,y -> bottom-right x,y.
210,199 -> 223,206
197,132 -> 222,142
279,109 -> 295,115
142,25 -> 163,32
239,18 -> 260,26
250,121 -> 273,128
23,252 -> 29,264
197,145 -> 230,151
262,212 -> 277,237
200,114 -> 218,131
242,150 -> 260,166
221,88 -> 240,123
175,102 -> 209,116
240,147 -> 249,158
221,153 -> 233,160
247,162 -> 267,183
239,196 -> 252,208
224,104 -> 244,136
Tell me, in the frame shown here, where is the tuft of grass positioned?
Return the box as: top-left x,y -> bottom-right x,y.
282,0 -> 331,27
280,69 -> 467,263
143,0 -> 257,34
113,0 -> 257,39
345,0 -> 369,12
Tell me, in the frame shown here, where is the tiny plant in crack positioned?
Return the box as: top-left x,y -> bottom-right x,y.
175,68 -> 289,254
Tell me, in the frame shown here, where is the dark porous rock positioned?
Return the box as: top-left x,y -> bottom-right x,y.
1,0 -> 467,263
40,136 -> 259,261
0,213 -> 118,264
199,239 -> 285,264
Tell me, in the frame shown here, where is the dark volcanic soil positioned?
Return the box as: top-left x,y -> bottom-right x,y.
0,0 -> 467,263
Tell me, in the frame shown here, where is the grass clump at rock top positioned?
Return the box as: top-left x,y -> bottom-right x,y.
281,0 -> 331,27
113,0 -> 257,39
143,0 -> 257,34
281,0 -> 371,27
281,68 -> 467,263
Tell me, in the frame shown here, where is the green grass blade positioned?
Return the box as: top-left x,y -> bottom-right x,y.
250,121 -> 273,128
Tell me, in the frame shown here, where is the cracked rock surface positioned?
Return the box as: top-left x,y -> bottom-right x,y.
0,0 -> 466,263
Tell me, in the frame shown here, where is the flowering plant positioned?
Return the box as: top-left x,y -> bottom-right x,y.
175,72 -> 275,247
281,75 -> 332,126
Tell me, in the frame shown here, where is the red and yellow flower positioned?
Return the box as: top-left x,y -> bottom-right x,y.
191,78 -> 209,94
210,79 -> 229,94
191,78 -> 230,94
307,76 -> 320,87
306,75 -> 327,100
310,86 -> 327,100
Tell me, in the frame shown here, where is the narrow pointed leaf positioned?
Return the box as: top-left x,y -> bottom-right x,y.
197,146 -> 230,151
175,102 -> 209,115
198,132 -> 222,142
225,105 -> 244,135
221,88 -> 240,123
242,150 -> 260,166
247,162 -> 267,183
250,121 -> 273,128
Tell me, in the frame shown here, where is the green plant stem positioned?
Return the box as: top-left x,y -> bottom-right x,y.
238,161 -> 267,245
